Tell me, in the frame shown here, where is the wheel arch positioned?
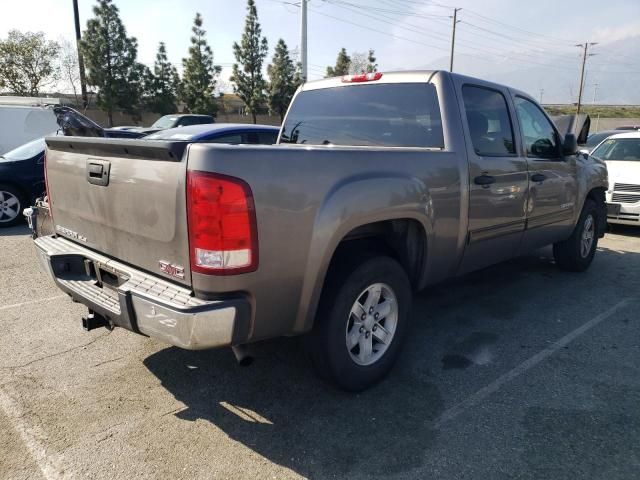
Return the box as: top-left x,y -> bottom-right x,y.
297,215 -> 430,335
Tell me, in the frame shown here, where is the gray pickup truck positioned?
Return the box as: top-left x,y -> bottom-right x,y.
34,71 -> 607,391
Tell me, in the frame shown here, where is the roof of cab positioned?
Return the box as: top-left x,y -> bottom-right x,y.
298,70 -> 535,101
300,70 -> 439,91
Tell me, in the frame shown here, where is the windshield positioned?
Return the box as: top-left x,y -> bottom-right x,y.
591,138 -> 640,161
1,137 -> 46,161
586,132 -> 614,149
151,116 -> 178,129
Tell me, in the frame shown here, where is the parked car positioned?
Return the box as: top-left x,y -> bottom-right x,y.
106,114 -> 216,137
144,123 -> 279,144
0,100 -> 59,154
0,137 -> 48,226
590,132 -> 640,226
34,71 -> 607,391
585,128 -> 640,153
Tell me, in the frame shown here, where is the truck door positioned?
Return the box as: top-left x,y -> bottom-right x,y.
512,96 -> 578,251
457,84 -> 529,273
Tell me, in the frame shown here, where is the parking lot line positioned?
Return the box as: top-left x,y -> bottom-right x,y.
0,295 -> 66,312
433,297 -> 632,429
0,388 -> 68,480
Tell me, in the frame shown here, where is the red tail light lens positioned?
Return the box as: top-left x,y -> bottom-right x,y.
187,171 -> 258,275
44,151 -> 53,219
341,72 -> 383,83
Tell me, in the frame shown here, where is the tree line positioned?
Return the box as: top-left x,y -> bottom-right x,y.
0,0 -> 302,126
0,0 -> 380,126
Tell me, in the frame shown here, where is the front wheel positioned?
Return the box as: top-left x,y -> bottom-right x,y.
308,256 -> 412,392
553,199 -> 599,272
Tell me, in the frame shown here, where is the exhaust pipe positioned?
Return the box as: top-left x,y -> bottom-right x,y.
231,345 -> 254,367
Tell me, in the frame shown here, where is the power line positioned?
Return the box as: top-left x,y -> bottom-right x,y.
310,5 -> 452,53
317,1 -> 586,72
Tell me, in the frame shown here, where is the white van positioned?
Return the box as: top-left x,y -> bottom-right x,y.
0,98 -> 61,154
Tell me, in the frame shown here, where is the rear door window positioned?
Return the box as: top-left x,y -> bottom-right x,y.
462,85 -> 515,156
245,131 -> 278,144
280,83 -> 444,148
205,134 -> 243,144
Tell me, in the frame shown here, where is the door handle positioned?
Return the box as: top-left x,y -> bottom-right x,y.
86,159 -> 111,186
531,173 -> 547,183
474,174 -> 496,187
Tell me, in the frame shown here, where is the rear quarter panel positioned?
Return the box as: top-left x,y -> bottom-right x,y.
186,143 -> 466,341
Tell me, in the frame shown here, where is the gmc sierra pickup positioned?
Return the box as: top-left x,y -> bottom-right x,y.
34,71 -> 608,391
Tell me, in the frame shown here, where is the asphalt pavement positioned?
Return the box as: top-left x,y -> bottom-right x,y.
1,224 -> 639,479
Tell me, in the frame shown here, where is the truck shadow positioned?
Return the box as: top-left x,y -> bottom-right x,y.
0,223 -> 30,237
143,241 -> 639,479
144,337 -> 443,478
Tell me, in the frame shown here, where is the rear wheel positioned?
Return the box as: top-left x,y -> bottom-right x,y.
553,199 -> 599,272
0,184 -> 25,227
308,255 -> 412,392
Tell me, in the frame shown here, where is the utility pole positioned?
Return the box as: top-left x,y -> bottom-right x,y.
592,83 -> 599,104
539,88 -> 544,104
300,0 -> 308,82
575,42 -> 597,115
72,0 -> 89,110
449,8 -> 461,72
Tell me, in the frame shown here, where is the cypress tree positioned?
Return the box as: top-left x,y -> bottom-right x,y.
231,0 -> 269,124
81,0 -> 140,126
147,42 -> 180,115
267,39 -> 301,122
325,48 -> 351,77
181,13 -> 221,115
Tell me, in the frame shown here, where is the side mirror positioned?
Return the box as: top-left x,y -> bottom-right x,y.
563,133 -> 578,156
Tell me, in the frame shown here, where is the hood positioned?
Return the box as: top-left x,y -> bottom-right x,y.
551,114 -> 590,145
605,161 -> 640,187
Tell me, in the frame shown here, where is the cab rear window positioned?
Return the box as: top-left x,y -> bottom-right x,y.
280,83 -> 444,148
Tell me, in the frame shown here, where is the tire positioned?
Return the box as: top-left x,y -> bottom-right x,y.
0,184 -> 26,228
308,255 -> 412,392
553,199 -> 599,272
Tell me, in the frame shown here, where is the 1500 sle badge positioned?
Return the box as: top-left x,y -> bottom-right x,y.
55,225 -> 87,243
159,260 -> 185,279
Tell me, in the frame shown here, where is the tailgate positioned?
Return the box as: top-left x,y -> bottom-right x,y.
45,137 -> 192,286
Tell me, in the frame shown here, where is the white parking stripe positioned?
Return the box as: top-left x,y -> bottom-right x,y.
0,388 -> 68,480
0,295 -> 66,312
434,298 -> 632,429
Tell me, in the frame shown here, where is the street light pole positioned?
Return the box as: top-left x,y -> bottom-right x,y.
72,0 -> 89,110
575,42 -> 597,115
300,0 -> 308,81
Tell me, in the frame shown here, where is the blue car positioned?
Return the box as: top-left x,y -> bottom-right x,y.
0,137 -> 48,226
144,123 -> 280,144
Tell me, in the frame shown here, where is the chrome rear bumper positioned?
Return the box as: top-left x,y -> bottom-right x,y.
34,235 -> 251,350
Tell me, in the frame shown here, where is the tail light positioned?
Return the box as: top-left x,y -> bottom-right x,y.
44,151 -> 53,219
187,171 -> 258,275
341,72 -> 383,83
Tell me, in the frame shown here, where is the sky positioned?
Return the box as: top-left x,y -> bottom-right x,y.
0,0 -> 639,103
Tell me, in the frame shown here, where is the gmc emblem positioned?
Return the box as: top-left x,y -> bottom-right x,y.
159,260 -> 185,280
